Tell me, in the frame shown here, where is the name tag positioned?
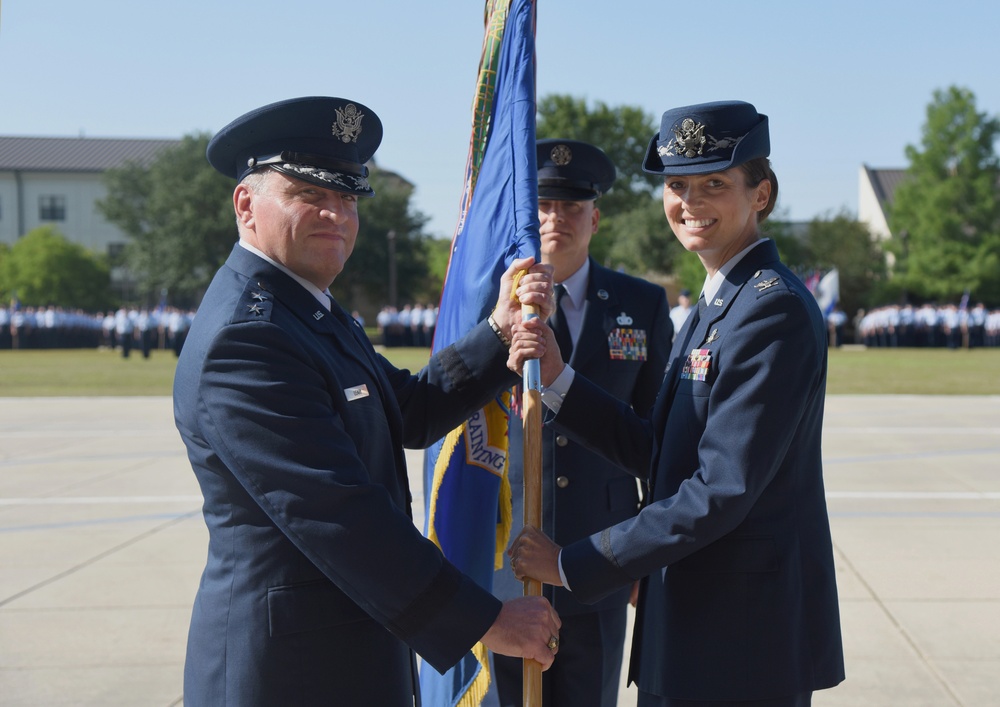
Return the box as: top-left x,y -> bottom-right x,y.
344,384 -> 370,401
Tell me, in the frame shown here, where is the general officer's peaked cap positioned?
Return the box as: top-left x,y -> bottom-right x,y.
206,96 -> 383,197
642,100 -> 769,176
537,139 -> 616,201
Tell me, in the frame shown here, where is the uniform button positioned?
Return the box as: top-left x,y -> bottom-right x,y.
555,435 -> 568,447
556,476 -> 570,488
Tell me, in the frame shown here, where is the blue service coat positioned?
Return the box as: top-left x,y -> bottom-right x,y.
174,244 -> 517,706
554,241 -> 845,701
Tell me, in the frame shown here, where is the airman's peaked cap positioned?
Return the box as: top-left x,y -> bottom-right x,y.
537,138 -> 616,201
207,96 -> 382,197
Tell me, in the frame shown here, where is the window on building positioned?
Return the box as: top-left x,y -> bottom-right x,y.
39,195 -> 66,221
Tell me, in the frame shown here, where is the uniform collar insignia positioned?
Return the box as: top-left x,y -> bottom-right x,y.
313,310 -> 325,320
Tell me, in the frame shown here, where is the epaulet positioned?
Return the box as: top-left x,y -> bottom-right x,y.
748,268 -> 788,298
233,280 -> 276,323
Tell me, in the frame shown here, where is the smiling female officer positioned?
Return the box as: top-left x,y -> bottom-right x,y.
507,101 -> 845,707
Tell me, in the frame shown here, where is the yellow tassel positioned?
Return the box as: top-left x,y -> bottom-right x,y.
426,425 -> 464,551
455,642 -> 492,707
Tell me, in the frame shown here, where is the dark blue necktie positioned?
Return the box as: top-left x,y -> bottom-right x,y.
550,284 -> 573,363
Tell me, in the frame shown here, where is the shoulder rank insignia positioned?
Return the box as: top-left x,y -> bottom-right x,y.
754,277 -> 780,291
247,303 -> 265,316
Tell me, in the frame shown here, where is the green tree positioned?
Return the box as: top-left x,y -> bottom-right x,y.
98,133 -> 235,308
806,211 -> 887,317
887,86 -> 1000,304
0,226 -> 112,310
333,169 -> 436,314
99,136 -> 437,315
536,94 -> 663,269
0,242 -> 10,303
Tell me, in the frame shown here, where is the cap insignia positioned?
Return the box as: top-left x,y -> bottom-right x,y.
658,117 -> 742,159
332,103 -> 364,143
550,144 -> 573,166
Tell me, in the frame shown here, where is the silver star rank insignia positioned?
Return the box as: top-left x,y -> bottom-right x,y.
250,291 -> 268,301
247,303 -> 264,316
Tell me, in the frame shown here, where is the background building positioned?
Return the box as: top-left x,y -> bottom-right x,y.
0,136 -> 178,256
858,164 -> 907,241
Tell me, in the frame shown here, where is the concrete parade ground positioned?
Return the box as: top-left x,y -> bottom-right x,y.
0,395 -> 998,706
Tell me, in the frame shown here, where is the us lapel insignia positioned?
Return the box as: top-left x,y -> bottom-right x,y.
754,277 -> 779,291
313,311 -> 325,320
714,298 -> 724,307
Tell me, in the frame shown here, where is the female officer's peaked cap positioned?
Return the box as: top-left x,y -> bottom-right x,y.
642,100 -> 769,176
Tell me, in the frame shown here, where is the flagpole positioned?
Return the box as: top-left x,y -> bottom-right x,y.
520,302 -> 543,706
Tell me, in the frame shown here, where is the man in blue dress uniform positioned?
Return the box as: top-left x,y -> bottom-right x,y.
173,96 -> 562,706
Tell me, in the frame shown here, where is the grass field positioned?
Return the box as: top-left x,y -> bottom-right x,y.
1,346 -> 998,396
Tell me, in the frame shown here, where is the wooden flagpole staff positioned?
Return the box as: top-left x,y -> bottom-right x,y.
520,299 -> 544,707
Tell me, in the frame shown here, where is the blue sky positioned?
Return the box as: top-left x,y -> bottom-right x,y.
3,0 -> 999,240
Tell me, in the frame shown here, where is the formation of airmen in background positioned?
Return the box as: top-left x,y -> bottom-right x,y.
0,305 -> 197,357
846,302 -> 1000,348
375,303 -> 438,347
3,299 -> 998,354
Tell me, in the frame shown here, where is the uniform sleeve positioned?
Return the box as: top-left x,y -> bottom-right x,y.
562,287 -> 826,603
386,319 -> 520,449
195,319 -> 501,671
